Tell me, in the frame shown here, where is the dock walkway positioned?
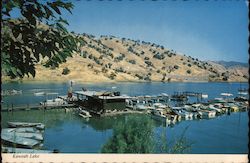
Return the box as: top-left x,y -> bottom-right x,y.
1,103 -> 76,112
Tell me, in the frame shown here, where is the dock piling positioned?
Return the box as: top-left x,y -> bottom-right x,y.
11,103 -> 13,114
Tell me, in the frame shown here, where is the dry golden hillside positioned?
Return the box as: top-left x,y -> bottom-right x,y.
2,34 -> 248,83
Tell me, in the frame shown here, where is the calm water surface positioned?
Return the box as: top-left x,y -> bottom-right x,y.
1,82 -> 249,153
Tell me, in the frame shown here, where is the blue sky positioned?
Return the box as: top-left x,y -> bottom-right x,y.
61,1 -> 248,63
9,1 -> 248,63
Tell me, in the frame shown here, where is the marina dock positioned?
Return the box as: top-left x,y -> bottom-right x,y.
1,103 -> 76,112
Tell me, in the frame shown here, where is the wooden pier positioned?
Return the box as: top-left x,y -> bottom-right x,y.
171,91 -> 207,102
1,103 -> 76,112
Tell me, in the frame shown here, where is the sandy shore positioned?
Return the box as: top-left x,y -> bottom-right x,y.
1,77 -> 247,84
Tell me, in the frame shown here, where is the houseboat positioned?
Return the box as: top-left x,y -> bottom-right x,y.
73,90 -> 130,116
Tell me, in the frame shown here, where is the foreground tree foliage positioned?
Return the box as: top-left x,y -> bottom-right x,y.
1,0 -> 83,78
101,116 -> 192,153
101,116 -> 155,153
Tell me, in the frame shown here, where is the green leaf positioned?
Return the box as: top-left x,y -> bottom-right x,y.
50,3 -> 61,15
56,22 -> 67,32
58,17 -> 69,25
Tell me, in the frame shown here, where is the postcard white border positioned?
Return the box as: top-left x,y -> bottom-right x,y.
1,154 -> 248,163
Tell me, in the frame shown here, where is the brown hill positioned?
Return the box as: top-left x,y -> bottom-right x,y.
2,33 -> 248,83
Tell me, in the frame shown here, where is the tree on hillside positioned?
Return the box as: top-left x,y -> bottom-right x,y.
2,0 -> 83,78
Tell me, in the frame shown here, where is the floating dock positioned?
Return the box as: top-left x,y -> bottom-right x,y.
1,103 -> 76,112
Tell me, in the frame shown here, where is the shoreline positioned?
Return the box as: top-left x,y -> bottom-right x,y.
1,78 -> 248,84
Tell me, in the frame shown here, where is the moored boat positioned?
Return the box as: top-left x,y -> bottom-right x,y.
34,92 -> 45,96
40,98 -> 67,106
136,104 -> 149,110
1,131 -> 41,148
11,127 -> 43,133
230,106 -> 239,112
208,104 -> 223,114
150,108 -> 180,126
2,147 -> 52,153
198,109 -> 216,118
2,129 -> 43,141
8,122 -> 45,130
78,107 -> 92,118
172,107 -> 193,120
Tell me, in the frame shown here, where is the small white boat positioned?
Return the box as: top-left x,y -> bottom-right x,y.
208,105 -> 223,113
136,104 -> 148,110
153,103 -> 167,109
174,110 -> 193,120
238,92 -> 248,95
151,108 -> 179,126
2,147 -> 52,153
1,131 -> 41,148
220,93 -> 233,97
11,127 -> 42,133
201,94 -> 208,98
34,92 -> 45,96
212,98 -> 226,103
40,98 -> 67,106
2,129 -> 43,141
198,110 -> 216,118
172,107 -> 193,120
8,122 -> 45,130
161,93 -> 169,96
78,107 -> 92,118
2,89 -> 22,96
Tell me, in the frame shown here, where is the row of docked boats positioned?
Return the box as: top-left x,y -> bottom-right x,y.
128,94 -> 248,126
1,89 -> 22,96
1,122 -> 51,153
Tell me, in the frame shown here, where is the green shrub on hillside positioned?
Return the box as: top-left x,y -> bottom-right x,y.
127,46 -> 133,53
174,65 -> 179,69
144,76 -> 151,81
186,70 -> 191,74
62,67 -> 70,75
153,53 -> 165,60
145,61 -> 154,67
128,60 -> 136,64
102,67 -> 108,73
109,72 -> 116,80
80,51 -> 88,58
115,67 -> 125,73
135,74 -> 143,80
88,54 -> 93,59
114,54 -> 125,62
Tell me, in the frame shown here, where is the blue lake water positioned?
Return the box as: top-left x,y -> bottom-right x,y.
1,82 -> 248,105
1,82 -> 249,153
